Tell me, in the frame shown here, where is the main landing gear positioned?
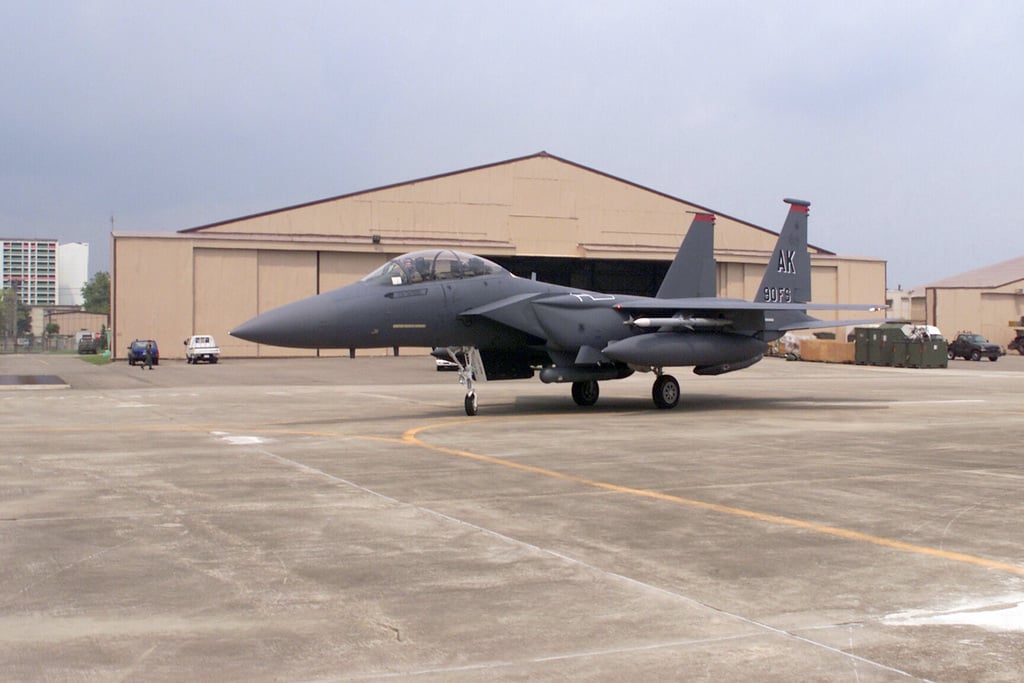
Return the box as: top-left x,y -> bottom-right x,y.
651,372 -> 680,409
571,380 -> 599,406
574,371 -> 680,409
442,349 -> 681,413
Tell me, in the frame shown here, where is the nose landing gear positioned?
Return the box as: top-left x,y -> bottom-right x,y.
444,347 -> 486,416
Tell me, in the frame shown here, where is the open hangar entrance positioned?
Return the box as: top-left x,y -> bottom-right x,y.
493,255 -> 670,296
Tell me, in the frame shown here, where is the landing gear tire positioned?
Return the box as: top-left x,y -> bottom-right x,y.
571,380 -> 599,407
464,391 -> 478,416
652,374 -> 680,409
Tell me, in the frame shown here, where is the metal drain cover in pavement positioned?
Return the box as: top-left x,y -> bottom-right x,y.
0,375 -> 68,387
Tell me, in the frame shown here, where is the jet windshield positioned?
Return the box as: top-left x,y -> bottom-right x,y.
361,250 -> 506,286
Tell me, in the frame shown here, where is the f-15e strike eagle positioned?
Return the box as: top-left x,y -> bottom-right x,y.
231,199 -> 883,415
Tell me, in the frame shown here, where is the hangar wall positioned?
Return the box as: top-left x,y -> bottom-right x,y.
193,249 -> 260,356
112,153 -> 887,360
113,235 -> 193,357
927,285 -> 1024,346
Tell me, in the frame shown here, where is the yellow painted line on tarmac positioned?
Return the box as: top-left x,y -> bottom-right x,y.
10,417 -> 1024,577
402,419 -> 1024,578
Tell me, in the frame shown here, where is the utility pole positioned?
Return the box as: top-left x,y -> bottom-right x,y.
9,280 -> 19,354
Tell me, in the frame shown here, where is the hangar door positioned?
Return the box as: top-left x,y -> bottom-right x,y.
193,248 -> 319,357
193,249 -> 257,357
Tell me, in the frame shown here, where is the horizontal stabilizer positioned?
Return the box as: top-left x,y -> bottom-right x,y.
773,315 -> 889,332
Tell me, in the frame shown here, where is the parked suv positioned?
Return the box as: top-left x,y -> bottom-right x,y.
947,333 -> 1003,362
127,339 -> 159,366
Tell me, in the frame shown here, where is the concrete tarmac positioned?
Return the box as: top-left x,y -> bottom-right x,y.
2,351 -> 1023,681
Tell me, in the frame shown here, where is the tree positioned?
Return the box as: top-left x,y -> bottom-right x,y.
0,288 -> 31,337
45,322 -> 60,336
0,288 -> 14,337
82,271 -> 110,314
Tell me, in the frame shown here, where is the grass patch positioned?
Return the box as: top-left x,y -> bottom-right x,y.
78,354 -> 112,366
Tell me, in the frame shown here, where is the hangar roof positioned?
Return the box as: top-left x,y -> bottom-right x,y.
924,255 -> 1024,289
177,151 -> 835,256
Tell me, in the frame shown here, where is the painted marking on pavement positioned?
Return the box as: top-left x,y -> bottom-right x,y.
401,419 -> 1024,578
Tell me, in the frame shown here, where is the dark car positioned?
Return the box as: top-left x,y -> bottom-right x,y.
127,339 -> 160,366
947,333 -> 1003,362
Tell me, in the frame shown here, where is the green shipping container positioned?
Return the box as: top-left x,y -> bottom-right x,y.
855,324 -> 948,368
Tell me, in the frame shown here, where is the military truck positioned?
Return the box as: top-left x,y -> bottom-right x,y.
76,330 -> 96,354
184,335 -> 221,364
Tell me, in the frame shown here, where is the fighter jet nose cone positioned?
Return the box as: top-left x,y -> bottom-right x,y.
230,282 -> 376,349
230,313 -> 284,345
229,290 -> 351,348
230,303 -> 307,346
229,318 -> 262,343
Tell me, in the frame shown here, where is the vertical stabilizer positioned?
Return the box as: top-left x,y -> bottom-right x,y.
755,199 -> 811,304
656,212 -> 716,298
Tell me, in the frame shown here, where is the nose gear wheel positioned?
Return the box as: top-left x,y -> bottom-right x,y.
445,347 -> 486,416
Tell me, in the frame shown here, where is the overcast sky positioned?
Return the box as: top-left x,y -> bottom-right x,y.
2,1 -> 1021,290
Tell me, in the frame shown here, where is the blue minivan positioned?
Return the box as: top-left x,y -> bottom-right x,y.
127,339 -> 159,366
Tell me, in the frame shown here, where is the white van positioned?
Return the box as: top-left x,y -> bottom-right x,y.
184,335 -> 221,364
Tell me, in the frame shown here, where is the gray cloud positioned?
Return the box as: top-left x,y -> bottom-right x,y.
2,1 -> 1021,289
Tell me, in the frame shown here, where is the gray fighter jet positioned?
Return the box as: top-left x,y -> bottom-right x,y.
231,199 -> 883,415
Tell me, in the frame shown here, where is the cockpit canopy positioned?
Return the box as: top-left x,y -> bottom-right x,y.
360,250 -> 508,286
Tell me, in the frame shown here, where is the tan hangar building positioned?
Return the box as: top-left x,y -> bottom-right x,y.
911,256 -> 1024,347
111,152 -> 886,361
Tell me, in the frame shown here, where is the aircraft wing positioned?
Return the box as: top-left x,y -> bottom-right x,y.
614,297 -> 885,313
